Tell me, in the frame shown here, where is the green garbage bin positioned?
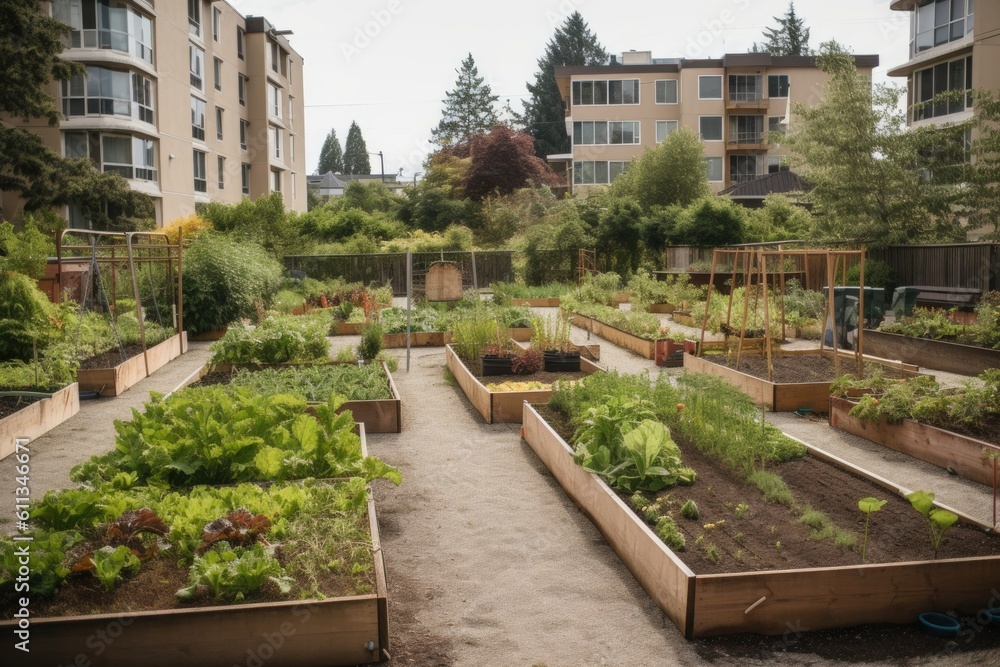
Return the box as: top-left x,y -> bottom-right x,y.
822,287 -> 885,349
890,287 -> 921,317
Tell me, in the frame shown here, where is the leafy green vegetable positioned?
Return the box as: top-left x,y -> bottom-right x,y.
176,542 -> 292,602
210,314 -> 330,365
907,490 -> 959,559
92,545 -> 141,592
857,497 -> 887,563
226,363 -> 392,401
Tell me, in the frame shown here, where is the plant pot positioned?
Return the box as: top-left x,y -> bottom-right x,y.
481,355 -> 514,376
683,339 -> 697,355
918,612 -> 961,638
543,351 -> 581,373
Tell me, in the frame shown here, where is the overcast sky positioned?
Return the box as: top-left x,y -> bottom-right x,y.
229,0 -> 910,179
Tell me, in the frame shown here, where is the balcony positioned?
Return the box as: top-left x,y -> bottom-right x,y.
726,131 -> 767,152
726,92 -> 769,111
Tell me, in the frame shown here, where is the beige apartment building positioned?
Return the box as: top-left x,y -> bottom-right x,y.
2,1 -> 306,227
549,51 -> 878,196
888,1 -> 999,126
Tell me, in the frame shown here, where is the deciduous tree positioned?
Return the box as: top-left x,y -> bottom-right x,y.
610,129 -> 711,212
463,125 -> 560,200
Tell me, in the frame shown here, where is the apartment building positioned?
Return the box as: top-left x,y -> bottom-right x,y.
888,1 -> 999,127
4,1 -> 306,227
549,51 -> 878,196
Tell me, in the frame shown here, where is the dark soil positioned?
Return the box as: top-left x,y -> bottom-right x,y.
536,406 -> 1000,576
460,355 -> 590,386
0,395 -> 42,419
192,368 -> 239,387
708,352 -> 914,384
78,343 -> 147,370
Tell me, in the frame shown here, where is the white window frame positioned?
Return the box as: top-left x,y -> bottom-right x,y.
238,75 -> 247,106
240,119 -> 249,150
656,120 -> 678,143
655,79 -> 678,105
188,0 -> 201,38
189,43 -> 205,91
241,162 -> 251,194
193,149 -> 207,192
217,155 -> 225,189
213,57 -> 222,91
212,7 -> 221,42
272,126 -> 282,160
698,75 -> 723,100
236,27 -> 245,60
768,74 -> 790,99
699,115 -> 723,142
271,169 -> 282,193
215,106 -> 223,141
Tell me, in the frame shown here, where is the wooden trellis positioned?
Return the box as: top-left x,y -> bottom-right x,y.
578,248 -> 597,284
697,246 -> 867,381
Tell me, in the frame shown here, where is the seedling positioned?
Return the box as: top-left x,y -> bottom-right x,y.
734,503 -> 749,519
680,500 -> 700,520
734,531 -> 744,545
858,497 -> 887,564
907,490 -> 958,559
774,541 -> 782,551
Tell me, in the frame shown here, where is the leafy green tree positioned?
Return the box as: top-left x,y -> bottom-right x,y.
641,205 -> 685,257
342,121 -> 371,175
0,1 -> 153,230
744,194 -> 814,242
198,193 -> 307,259
431,53 -> 499,147
520,12 -> 608,158
672,197 -> 747,247
752,2 -> 813,56
782,43 -> 961,246
317,128 -> 344,174
611,129 -> 711,213
0,216 -> 55,279
598,199 -> 644,275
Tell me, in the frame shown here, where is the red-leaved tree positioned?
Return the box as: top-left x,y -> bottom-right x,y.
462,126 -> 561,200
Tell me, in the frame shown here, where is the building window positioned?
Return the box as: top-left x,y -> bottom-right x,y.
292,173 -> 296,200
698,75 -> 723,99
768,116 -> 786,136
61,67 -> 154,124
656,120 -> 678,143
188,0 -> 201,37
573,160 -> 629,185
914,55 -> 973,120
289,97 -> 295,130
730,155 -> 761,183
768,156 -> 788,173
729,74 -> 763,102
272,126 -> 282,159
190,44 -> 204,90
655,80 -> 678,104
704,157 -> 723,182
193,150 -> 207,192
214,58 -> 222,91
768,75 -> 790,98
271,169 -> 282,193
699,116 -> 723,141
191,96 -> 206,141
268,84 -> 281,117
215,106 -> 224,140
52,0 -> 154,64
269,41 -> 280,73
729,115 -> 764,144
290,134 -> 295,161
237,28 -> 245,60
218,156 -> 225,189
242,163 -> 251,194
240,120 -> 249,149
572,121 -> 640,145
912,0 -> 974,56
571,79 -> 639,106
64,130 -> 157,182
238,75 -> 247,106
212,7 -> 221,42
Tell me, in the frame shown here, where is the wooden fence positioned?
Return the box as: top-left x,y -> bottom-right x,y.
284,251 -> 515,296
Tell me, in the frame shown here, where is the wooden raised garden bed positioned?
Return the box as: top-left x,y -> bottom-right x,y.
77,332 -> 188,397
861,329 -> 1000,376
188,328 -> 227,341
0,427 -> 390,667
173,361 -> 402,434
521,403 -> 1000,638
0,383 -> 79,460
335,322 -> 532,345
829,396 -> 1000,487
445,345 -> 602,424
683,350 -> 921,413
511,297 -> 561,307
647,303 -> 676,314
564,311 -> 656,360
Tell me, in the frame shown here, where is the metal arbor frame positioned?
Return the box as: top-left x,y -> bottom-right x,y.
55,229 -> 183,376
697,246 -> 867,381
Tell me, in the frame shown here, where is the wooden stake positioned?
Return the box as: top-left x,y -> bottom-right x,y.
779,247 -> 787,341
831,253 -> 840,379
857,248 -> 866,377
736,249 -> 753,371
762,250 -> 773,382
699,249 -> 719,357
726,249 -> 739,333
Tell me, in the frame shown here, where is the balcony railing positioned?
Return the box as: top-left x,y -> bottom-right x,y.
728,91 -> 763,103
728,131 -> 765,145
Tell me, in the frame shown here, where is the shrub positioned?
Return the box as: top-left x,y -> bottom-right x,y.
210,315 -> 329,365
0,218 -> 55,279
511,348 -> 543,375
358,322 -> 383,361
162,214 -> 211,245
0,271 -> 56,361
182,233 -> 283,334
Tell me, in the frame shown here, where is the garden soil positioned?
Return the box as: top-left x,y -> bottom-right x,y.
4,326 -> 1000,666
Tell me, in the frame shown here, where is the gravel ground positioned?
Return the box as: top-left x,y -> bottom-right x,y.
5,321 -> 999,666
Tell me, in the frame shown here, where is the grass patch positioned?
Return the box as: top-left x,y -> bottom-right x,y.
443,368 -> 457,386
798,506 -> 857,550
747,470 -> 794,505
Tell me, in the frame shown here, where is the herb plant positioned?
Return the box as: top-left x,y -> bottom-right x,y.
857,497 -> 886,563
907,491 -> 958,559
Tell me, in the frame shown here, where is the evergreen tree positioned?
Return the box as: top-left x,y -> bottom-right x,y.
520,12 -> 608,158
431,53 -> 499,147
754,2 -> 813,56
342,121 -> 371,175
317,128 -> 344,174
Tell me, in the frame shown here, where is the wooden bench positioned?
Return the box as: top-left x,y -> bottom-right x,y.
906,285 -> 981,310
